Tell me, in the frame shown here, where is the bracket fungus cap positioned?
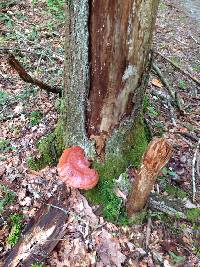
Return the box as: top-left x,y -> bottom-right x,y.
57,146 -> 99,190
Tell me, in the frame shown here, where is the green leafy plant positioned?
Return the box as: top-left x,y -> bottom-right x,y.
0,139 -> 16,152
0,0 -> 16,9
0,185 -> 15,212
186,208 -> 200,223
6,214 -> 23,247
28,26 -> 39,41
178,79 -> 187,90
143,95 -> 150,113
169,252 -> 186,264
29,110 -> 43,126
159,2 -> 167,11
0,91 -> 10,106
30,263 -> 43,267
165,184 -> 188,199
148,106 -> 159,117
192,65 -> 200,72
46,0 -> 65,20
170,56 -> 181,66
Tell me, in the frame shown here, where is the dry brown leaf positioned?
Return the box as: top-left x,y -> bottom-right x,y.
151,78 -> 163,88
96,229 -> 126,267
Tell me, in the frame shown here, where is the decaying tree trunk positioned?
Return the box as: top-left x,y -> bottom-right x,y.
4,186 -> 70,267
64,0 -> 159,158
127,138 -> 173,216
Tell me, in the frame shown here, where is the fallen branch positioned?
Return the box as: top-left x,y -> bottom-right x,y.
152,62 -> 185,114
192,138 -> 200,202
175,131 -> 199,143
153,50 -> 200,86
7,53 -> 62,96
145,216 -> 152,249
4,186 -> 70,267
149,194 -> 200,224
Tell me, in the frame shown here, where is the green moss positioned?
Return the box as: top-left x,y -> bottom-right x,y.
0,184 -> 15,212
6,214 -> 23,247
28,120 -> 65,170
85,118 -> 149,223
186,208 -> 200,223
165,185 -> 188,199
30,263 -> 43,267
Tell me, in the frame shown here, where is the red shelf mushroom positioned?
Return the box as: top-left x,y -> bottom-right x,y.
57,146 -> 99,190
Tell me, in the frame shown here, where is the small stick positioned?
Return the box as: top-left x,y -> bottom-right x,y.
153,50 -> 200,86
45,203 -> 69,215
175,132 -> 199,143
145,216 -> 152,249
192,138 -> 200,202
152,62 -> 185,114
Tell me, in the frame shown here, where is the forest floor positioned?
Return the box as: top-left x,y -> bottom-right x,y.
0,0 -> 200,266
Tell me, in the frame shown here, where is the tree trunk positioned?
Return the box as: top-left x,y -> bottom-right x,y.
60,0 -> 160,220
64,0 -> 159,159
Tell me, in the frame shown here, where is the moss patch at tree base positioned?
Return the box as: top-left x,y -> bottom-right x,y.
85,118 -> 149,223
28,116 -> 149,224
28,120 -> 65,171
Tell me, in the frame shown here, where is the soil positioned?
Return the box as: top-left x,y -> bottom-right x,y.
0,1 -> 199,266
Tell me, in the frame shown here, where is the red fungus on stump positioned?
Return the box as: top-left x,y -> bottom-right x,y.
57,146 -> 99,190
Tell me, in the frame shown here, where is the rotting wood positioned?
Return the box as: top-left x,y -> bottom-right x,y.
3,186 -> 70,267
7,53 -> 61,96
127,138 -> 172,216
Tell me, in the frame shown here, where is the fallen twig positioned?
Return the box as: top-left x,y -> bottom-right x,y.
153,50 -> 200,86
192,138 -> 200,202
151,89 -> 177,126
152,62 -> 185,114
145,216 -> 152,249
7,53 -> 62,96
176,131 -> 199,143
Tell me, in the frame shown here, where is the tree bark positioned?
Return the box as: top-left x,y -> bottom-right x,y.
64,0 -> 159,159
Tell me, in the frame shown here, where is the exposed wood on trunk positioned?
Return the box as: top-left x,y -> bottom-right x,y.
127,138 -> 172,216
87,0 -> 159,148
4,186 -> 70,267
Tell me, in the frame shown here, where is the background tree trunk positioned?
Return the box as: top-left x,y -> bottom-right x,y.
64,0 -> 159,159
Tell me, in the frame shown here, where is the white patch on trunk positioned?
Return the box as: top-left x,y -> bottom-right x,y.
122,64 -> 136,81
